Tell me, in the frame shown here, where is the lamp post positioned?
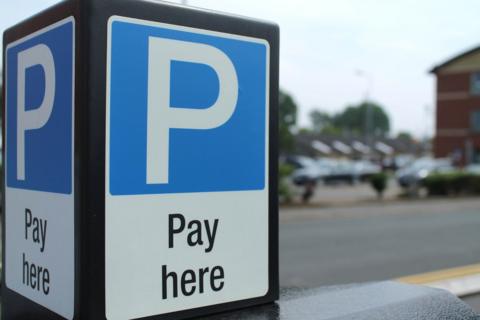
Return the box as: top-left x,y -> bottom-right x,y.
424,104 -> 431,141
355,69 -> 374,155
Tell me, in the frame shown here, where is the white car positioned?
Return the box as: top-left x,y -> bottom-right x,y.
396,157 -> 455,188
465,164 -> 480,175
291,156 -> 324,185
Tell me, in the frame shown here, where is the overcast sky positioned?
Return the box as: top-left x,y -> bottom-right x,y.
2,0 -> 480,137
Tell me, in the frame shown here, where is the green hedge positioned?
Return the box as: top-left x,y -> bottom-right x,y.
369,172 -> 388,198
279,163 -> 294,203
423,172 -> 480,196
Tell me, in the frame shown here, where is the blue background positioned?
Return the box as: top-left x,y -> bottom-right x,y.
6,21 -> 73,194
109,20 -> 267,195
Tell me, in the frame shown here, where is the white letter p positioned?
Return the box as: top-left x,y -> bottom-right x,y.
146,37 -> 238,184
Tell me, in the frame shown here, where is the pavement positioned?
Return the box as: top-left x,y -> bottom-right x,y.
287,178 -> 403,206
464,295 -> 480,313
397,263 -> 480,297
280,197 -> 480,288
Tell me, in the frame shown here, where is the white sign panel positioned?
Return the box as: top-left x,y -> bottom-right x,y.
4,17 -> 75,320
106,16 -> 270,320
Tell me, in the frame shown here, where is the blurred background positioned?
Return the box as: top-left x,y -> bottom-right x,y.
1,0 -> 480,311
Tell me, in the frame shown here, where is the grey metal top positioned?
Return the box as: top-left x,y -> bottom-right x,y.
0,281 -> 477,319
199,281 -> 479,320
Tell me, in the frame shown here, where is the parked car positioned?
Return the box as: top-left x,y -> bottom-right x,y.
315,158 -> 337,180
465,164 -> 480,175
382,154 -> 415,171
323,160 -> 354,184
352,160 -> 382,181
290,156 -> 325,185
323,159 -> 381,184
396,157 -> 455,188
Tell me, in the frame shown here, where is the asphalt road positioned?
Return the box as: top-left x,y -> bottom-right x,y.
280,198 -> 480,288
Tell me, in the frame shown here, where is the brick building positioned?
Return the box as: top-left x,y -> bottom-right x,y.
431,47 -> 480,165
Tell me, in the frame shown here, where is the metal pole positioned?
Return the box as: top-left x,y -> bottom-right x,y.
181,0 -> 188,5
355,70 -> 374,156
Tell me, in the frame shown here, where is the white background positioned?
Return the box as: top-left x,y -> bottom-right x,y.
106,191 -> 269,320
5,189 -> 74,320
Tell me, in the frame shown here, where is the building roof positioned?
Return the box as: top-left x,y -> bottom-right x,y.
430,45 -> 480,74
293,132 -> 427,158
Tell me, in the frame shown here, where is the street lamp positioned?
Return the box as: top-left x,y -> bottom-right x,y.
355,69 -> 374,154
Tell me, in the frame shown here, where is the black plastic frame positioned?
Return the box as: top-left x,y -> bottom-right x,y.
2,1 -> 279,319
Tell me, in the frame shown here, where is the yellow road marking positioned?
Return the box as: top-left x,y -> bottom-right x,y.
397,263 -> 480,284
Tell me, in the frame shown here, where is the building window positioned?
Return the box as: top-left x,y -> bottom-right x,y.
471,73 -> 480,95
472,110 -> 480,132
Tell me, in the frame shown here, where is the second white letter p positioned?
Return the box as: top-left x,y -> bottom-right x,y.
16,44 -> 56,181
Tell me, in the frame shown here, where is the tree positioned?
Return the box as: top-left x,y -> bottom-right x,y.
333,102 -> 390,136
279,90 -> 298,154
397,131 -> 413,141
309,110 -> 332,133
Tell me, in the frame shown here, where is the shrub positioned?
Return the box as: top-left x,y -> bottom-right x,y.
424,172 -> 480,196
471,175 -> 480,194
423,174 -> 450,196
279,163 -> 294,203
370,172 -> 388,199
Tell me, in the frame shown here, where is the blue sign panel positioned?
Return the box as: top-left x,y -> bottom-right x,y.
6,19 -> 74,194
109,19 -> 268,195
